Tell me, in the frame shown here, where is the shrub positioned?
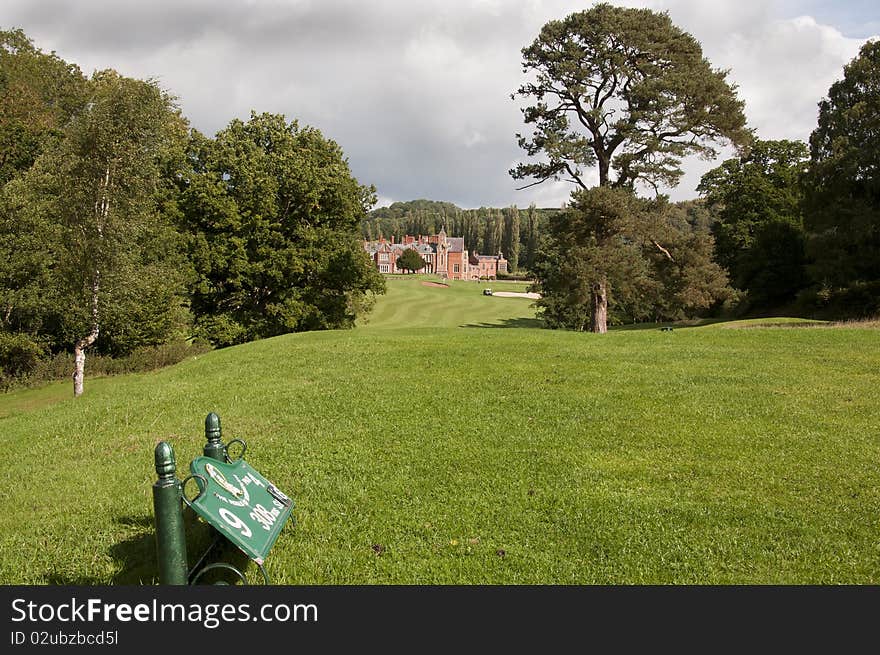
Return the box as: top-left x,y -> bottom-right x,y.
3,339 -> 213,392
496,271 -> 533,282
0,333 -> 46,389
796,281 -> 880,320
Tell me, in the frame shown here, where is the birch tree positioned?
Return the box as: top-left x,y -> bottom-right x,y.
19,70 -> 187,396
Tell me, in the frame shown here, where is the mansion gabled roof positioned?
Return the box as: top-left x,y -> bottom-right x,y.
446,237 -> 465,253
363,233 -> 468,256
363,241 -> 437,255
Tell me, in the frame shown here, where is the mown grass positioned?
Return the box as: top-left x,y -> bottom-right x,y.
359,275 -> 541,329
1,283 -> 878,583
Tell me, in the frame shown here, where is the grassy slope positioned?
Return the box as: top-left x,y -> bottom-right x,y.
1,277 -> 878,584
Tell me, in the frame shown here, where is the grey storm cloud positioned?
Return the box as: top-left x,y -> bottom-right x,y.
2,0 -> 877,209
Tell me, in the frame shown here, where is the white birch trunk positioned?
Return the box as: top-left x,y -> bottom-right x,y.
591,278 -> 608,334
74,166 -> 110,397
73,272 -> 100,397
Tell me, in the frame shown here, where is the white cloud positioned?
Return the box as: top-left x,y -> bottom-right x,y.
655,8 -> 874,199
2,0 -> 877,207
717,15 -> 868,141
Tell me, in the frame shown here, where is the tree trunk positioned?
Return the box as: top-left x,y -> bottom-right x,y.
73,272 -> 100,397
74,165 -> 111,397
597,155 -> 610,187
590,278 -> 608,334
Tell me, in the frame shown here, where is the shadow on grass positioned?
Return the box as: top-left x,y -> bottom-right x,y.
461,317 -> 725,331
609,318 -> 728,332
45,511 -> 256,585
460,317 -> 545,329
610,322 -> 680,332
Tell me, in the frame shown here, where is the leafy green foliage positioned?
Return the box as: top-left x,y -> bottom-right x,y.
2,69 -> 191,361
396,248 -> 426,273
479,208 -> 501,255
0,29 -> 88,186
501,206 -> 521,272
0,180 -> 60,338
0,331 -> 45,389
805,40 -> 880,316
533,188 -> 731,328
181,112 -> 385,346
698,139 -> 809,307
522,204 -> 543,272
0,28 -> 397,388
512,3 -> 748,332
368,199 -> 461,222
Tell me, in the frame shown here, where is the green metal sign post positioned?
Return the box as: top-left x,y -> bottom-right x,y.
152,442 -> 188,585
151,413 -> 294,584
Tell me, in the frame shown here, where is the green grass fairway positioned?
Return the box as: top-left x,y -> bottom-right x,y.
358,275 -> 541,329
1,279 -> 879,584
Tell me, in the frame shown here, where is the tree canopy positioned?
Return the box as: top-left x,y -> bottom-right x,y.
698,139 -> 809,307
2,68 -> 190,394
513,4 -> 748,331
180,112 -> 385,346
0,29 -> 88,187
805,40 -> 880,315
395,248 -> 425,274
0,29 -> 387,393
532,188 -> 731,328
511,3 -> 751,193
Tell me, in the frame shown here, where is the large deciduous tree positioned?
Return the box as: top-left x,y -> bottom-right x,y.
512,3 -> 749,332
8,70 -> 190,396
0,30 -> 86,350
0,29 -> 88,187
1,36 -> 189,393
698,139 -> 809,307
181,112 -> 385,346
804,40 -> 880,316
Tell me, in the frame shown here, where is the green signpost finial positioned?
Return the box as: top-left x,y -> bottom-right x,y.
154,441 -> 176,479
204,412 -> 225,461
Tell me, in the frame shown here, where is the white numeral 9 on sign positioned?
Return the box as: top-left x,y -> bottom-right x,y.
219,508 -> 252,538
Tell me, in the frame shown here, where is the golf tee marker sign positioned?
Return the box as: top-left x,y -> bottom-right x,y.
188,456 -> 294,565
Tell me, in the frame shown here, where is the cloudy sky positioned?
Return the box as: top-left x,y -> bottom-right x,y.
3,0 -> 878,209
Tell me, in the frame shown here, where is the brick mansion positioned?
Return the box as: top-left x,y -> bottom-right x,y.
363,228 -> 508,280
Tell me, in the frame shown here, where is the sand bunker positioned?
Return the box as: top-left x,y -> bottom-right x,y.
421,281 -> 449,288
490,291 -> 541,299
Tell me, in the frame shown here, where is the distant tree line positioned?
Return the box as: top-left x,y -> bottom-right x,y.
0,28 -> 384,393
362,201 -> 552,274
